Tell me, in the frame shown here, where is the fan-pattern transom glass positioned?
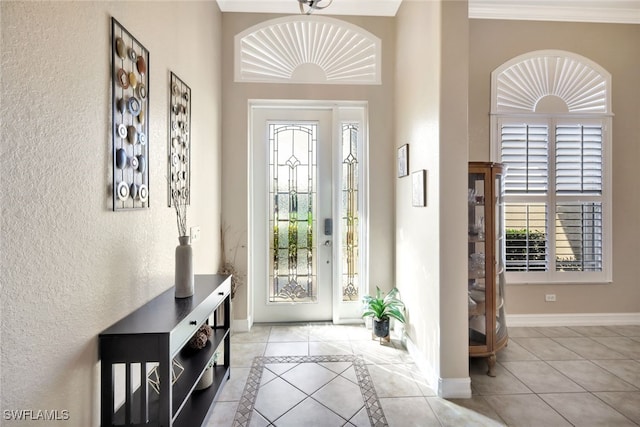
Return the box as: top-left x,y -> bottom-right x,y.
269,123 -> 317,303
341,124 -> 359,301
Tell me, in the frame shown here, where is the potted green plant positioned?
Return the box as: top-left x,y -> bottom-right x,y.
362,287 -> 406,340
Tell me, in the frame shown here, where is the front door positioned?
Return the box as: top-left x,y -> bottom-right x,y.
250,103 -> 367,323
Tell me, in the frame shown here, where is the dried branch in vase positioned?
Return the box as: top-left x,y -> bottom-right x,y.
169,182 -> 188,237
219,224 -> 245,300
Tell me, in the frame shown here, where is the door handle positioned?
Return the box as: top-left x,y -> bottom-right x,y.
324,240 -> 331,246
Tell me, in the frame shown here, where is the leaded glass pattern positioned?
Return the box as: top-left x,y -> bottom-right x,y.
341,124 -> 359,301
269,123 -> 317,303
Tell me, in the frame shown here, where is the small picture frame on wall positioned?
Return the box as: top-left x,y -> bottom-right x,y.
397,144 -> 409,178
412,169 -> 426,207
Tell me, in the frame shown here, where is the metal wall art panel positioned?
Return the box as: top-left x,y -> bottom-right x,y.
168,72 -> 191,207
111,18 -> 150,210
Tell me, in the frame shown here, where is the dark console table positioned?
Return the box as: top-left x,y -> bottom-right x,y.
99,274 -> 231,427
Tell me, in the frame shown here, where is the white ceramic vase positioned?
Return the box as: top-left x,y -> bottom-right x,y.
175,235 -> 194,298
195,365 -> 213,390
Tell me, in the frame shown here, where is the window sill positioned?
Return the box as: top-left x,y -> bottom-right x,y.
505,272 -> 612,285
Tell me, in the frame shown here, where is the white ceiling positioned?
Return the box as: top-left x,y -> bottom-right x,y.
216,0 -> 403,16
216,0 -> 640,24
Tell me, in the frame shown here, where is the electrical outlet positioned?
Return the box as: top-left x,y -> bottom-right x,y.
545,294 -> 556,302
190,226 -> 201,242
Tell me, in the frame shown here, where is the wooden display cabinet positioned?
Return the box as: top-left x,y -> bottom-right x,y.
468,162 -> 508,376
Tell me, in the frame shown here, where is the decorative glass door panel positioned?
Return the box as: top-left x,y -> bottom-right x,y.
269,123 -> 317,303
341,123 -> 359,302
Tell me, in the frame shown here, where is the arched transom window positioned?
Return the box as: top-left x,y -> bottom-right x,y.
234,16 -> 381,85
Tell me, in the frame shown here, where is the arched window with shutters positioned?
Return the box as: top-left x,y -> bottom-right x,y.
490,50 -> 612,284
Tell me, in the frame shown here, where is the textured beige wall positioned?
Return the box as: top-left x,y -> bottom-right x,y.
395,0 -> 470,391
220,13 -> 396,322
0,2 -> 222,425
469,19 -> 640,315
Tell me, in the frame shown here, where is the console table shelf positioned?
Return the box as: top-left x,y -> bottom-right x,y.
100,274 -> 231,427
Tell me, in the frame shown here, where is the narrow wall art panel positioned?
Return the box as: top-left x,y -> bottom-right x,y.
412,169 -> 427,207
397,144 -> 409,178
111,17 -> 150,210
167,72 -> 191,207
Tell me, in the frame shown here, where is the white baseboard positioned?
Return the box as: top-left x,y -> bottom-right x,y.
403,332 -> 472,399
438,377 -> 472,399
232,316 -> 252,332
507,312 -> 640,327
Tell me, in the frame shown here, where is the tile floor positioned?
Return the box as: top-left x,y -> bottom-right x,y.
207,324 -> 640,426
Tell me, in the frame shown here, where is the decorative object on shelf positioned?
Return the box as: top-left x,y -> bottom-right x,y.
189,324 -> 213,350
168,72 -> 191,207
195,349 -> 221,390
195,363 -> 214,390
111,17 -> 150,211
147,359 -> 185,394
361,287 -> 406,344
474,217 -> 485,240
172,189 -> 194,298
218,224 -> 246,300
397,144 -> 409,178
412,169 -> 426,207
469,253 -> 485,278
175,235 -> 194,298
298,0 -> 333,14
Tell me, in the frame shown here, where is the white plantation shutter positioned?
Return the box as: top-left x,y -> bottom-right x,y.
554,124 -> 604,272
500,119 -> 606,277
555,202 -> 603,272
504,203 -> 548,272
501,124 -> 548,194
555,125 -> 603,194
501,123 -> 550,273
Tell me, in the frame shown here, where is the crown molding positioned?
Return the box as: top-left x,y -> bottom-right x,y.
469,0 -> 640,24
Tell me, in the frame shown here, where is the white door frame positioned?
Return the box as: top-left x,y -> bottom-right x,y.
248,100 -> 369,325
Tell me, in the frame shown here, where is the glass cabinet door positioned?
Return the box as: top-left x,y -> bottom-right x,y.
468,172 -> 487,348
495,170 -> 507,342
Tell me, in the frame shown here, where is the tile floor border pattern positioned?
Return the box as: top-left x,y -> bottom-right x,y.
231,354 -> 388,427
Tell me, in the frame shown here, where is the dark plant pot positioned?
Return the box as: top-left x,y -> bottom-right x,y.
373,318 -> 390,338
